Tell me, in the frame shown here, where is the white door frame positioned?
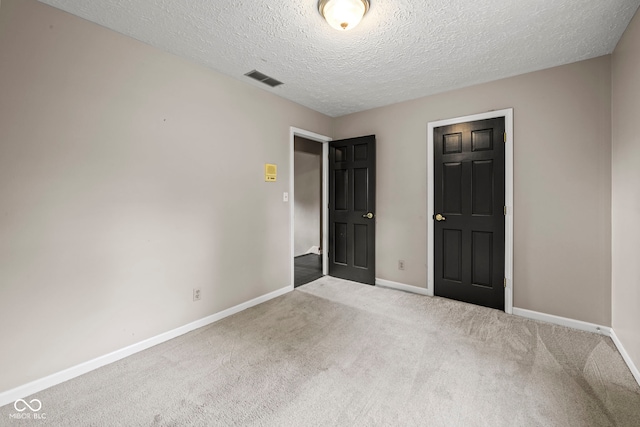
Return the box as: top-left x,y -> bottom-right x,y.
289,127 -> 332,288
427,108 -> 514,313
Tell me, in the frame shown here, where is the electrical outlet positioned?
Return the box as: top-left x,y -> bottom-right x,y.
193,288 -> 201,301
398,260 -> 405,270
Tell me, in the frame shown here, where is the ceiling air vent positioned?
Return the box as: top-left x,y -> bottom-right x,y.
244,70 -> 283,88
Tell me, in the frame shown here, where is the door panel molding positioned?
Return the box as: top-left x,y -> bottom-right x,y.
427,109 -> 514,313
328,135 -> 376,285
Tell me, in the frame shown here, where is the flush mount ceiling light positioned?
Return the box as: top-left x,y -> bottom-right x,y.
318,0 -> 370,31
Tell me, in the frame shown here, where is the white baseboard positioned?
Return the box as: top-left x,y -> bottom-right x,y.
512,307 -> 611,336
609,329 -> 640,386
0,285 -> 293,408
306,246 -> 321,255
375,278 -> 432,296
511,308 -> 639,387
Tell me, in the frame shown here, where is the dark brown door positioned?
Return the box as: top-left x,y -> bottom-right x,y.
329,135 -> 376,285
434,118 -> 505,310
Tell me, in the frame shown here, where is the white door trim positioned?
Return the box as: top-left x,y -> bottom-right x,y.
290,127 -> 332,287
426,109 -> 514,313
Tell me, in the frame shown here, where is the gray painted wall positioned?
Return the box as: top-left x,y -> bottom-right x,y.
333,56 -> 612,327
0,0 -> 332,392
612,6 -> 640,379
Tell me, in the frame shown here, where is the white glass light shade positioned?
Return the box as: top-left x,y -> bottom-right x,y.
318,0 -> 370,31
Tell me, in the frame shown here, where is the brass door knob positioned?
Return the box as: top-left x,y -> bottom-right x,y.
435,213 -> 446,221
362,212 -> 374,219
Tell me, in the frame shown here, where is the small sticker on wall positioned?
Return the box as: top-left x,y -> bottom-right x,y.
265,163 -> 277,182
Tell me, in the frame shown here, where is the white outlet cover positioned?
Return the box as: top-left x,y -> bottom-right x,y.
283,192 -> 289,202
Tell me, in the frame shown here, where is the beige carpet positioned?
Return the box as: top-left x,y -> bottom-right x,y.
1,276 -> 639,426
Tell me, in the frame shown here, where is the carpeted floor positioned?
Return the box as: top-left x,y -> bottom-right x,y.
2,276 -> 639,426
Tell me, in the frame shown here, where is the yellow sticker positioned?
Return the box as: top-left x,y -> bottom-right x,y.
265,163 -> 277,182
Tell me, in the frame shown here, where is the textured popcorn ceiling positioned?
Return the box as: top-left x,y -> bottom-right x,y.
38,0 -> 640,117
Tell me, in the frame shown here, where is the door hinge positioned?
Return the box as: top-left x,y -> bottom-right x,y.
504,277 -> 507,288
504,206 -> 507,215
504,132 -> 507,143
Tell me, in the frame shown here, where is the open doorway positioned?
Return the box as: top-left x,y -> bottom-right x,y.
289,128 -> 331,288
294,136 -> 323,287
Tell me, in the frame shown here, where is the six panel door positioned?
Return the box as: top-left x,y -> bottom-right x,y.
434,118 -> 505,310
329,135 -> 376,285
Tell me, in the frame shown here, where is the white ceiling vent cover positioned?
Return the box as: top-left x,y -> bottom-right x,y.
244,70 -> 283,88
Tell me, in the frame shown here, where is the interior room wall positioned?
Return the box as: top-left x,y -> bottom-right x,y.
2,0 -> 633,397
294,137 -> 322,257
333,56 -> 612,326
611,6 -> 640,377
0,0 -> 332,393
